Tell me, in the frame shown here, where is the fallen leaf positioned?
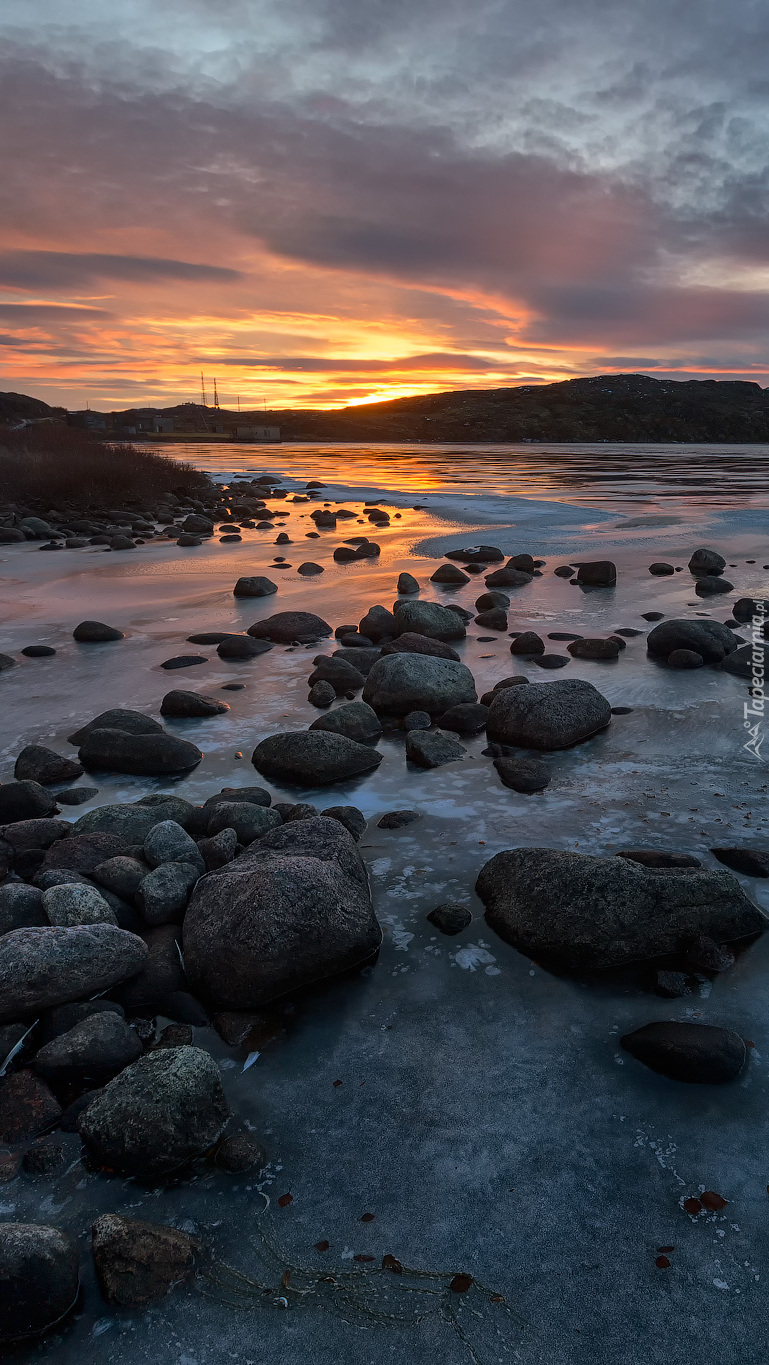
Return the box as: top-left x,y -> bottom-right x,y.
314,1240 -> 330,1252
354,1254 -> 375,1263
277,1193 -> 293,1208
746,1040 -> 755,1048
683,1197 -> 702,1215
700,1191 -> 728,1211
382,1254 -> 403,1274
360,1212 -> 375,1223
655,1255 -> 671,1269
490,1295 -> 506,1303
333,1080 -> 343,1088
281,1269 -> 291,1288
449,1273 -> 474,1293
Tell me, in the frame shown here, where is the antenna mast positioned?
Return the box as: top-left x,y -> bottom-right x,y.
200,371 -> 207,407
213,378 -> 220,409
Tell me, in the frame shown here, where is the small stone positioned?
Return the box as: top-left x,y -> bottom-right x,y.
320,806 -> 366,840
397,573 -> 419,594
13,746 -> 83,786
403,710 -> 432,731
510,632 -> 545,655
160,691 -> 229,717
309,680 -> 336,708
649,562 -> 675,575
654,970 -> 691,998
56,786 -> 99,805
214,1133 -> 267,1173
575,561 -> 616,587
405,730 -> 466,768
621,1021 -> 746,1083
695,576 -> 733,596
567,638 -> 620,660
136,862 -> 200,925
377,810 -> 420,829
160,654 -> 208,669
427,903 -> 472,935
683,936 -> 735,974
667,649 -> 704,668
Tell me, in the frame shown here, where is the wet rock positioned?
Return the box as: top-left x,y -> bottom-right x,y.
38,999 -> 125,1046
72,799 -> 194,843
475,591 -> 510,612
321,806 -> 366,841
377,810 -> 419,829
363,653 -> 476,716
359,605 -> 397,642
34,1013 -> 141,1088
116,925 -> 184,1015
436,702 -> 489,734
136,863 -> 200,925
646,618 -> 738,663
617,849 -> 701,869
0,781 -> 57,823
21,1138 -> 66,1175
274,801 -> 317,823
248,611 -> 331,643
393,600 -> 466,641
711,847 -> 769,877
197,828 -> 238,870
1,820 -> 66,857
160,690 -> 230,717
214,1133 -> 266,1173
668,648 -> 704,668
446,545 -> 503,564
184,818 -> 380,1009
331,647 -> 382,675
695,575 -> 733,596
67,708 -> 165,745
405,729 -> 466,768
92,1213 -> 199,1307
20,644 -> 56,657
716,642 -> 769,678
493,757 -> 551,792
383,632 -> 461,661
474,607 -> 508,630
233,576 -> 278,597
160,654 -> 208,669
144,821 -> 204,873
575,561 -> 616,587
204,786 -> 272,809
309,701 -> 383,743
688,547 -> 726,576
0,924 -> 148,1022
56,786 -> 99,805
176,533 -> 201,547
79,1045 -> 230,1176
152,1023 -> 194,1050
397,572 -> 419,594
181,514 -> 213,534
477,848 -> 764,972
79,728 -> 202,776
42,832 -> 132,877
683,936 -> 735,974
621,1021 -> 746,1083
73,621 -> 124,642
206,802 -> 282,844
427,903 -> 472,935
43,884 -> 116,928
487,678 -> 612,751
484,564 -> 533,589
654,970 -> 691,998
533,654 -> 570,669
297,561 -> 323,575
309,680 -> 336,708
309,656 -> 366,693
431,564 -> 470,585
649,562 -> 675,576
553,565 -> 574,577
13,747 -> 83,786
217,635 -> 272,660
0,885 -> 46,936
510,631 -> 545,656
402,710 -> 432,731
732,596 -> 769,623
0,1223 -> 79,1343
252,731 -> 382,786
0,1071 -> 62,1142
567,637 -> 621,660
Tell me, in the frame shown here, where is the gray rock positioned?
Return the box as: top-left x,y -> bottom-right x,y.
252,731 -> 382,786
13,746 -> 83,786
331,647 -> 382,675
136,862 -> 200,925
144,821 -> 205,873
38,999 -> 125,1045
668,648 -> 705,668
695,575 -> 733,596
79,728 -> 202,776
42,883 -> 116,927
41,831 -> 130,876
184,817 -> 381,1009
203,786 -> 271,808
646,618 -> 738,663
309,701 -> 383,742
309,679 -> 336,708
160,655 -> 208,670
475,591 -> 510,611
405,729 -> 466,768
233,576 -> 278,597
0,1223 -> 79,1343
217,634 -> 272,659
0,1070 -> 62,1142
78,1046 -> 231,1176
392,599 -> 466,641
483,564 -> 533,589
206,802 -> 282,844
0,884 -> 46,937
214,1133 -> 266,1173
621,1021 -> 746,1083
427,903 -> 472,935
474,607 -> 508,630
716,642 -> 769,678
575,561 -> 616,587
0,818 -> 69,851
67,709 -> 164,745
510,631 -> 545,656
73,798 -> 194,843
0,781 -> 57,823
363,653 -> 477,716
494,757 -> 551,792
198,828 -> 239,869
397,572 -> 419,594
321,806 -> 366,840
403,710 -> 432,730
616,850 -> 702,869
0,924 -> 148,1022
487,678 -> 612,750
382,632 -> 460,661
92,856 -> 150,900
688,547 -> 725,576
117,924 -> 184,1015
247,611 -> 331,643
649,562 -> 675,576
377,810 -> 419,829
34,1012 -> 142,1087
477,847 -> 764,972
160,691 -> 229,717
309,656 -> 366,694
436,703 -> 489,734
56,786 -> 99,805
711,847 -> 769,877
73,620 -> 124,642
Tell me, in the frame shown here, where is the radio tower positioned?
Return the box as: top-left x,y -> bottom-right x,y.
213,378 -> 220,409
200,372 -> 207,407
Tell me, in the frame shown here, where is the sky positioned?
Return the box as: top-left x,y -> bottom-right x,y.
2,0 -> 769,410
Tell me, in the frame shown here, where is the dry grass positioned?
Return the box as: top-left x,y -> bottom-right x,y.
0,424 -> 209,508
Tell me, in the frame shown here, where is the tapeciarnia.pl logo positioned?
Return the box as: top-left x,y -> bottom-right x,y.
743,601 -> 766,760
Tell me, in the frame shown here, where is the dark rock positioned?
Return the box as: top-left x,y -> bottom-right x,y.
493,757 -> 551,792
616,850 -> 702,869
13,747 -> 83,786
309,656 -> 366,693
34,1013 -> 142,1087
359,605 -> 397,642
38,1000 -> 125,1046
575,561 -> 616,587
252,731 -> 382,786
184,818 -> 380,1009
0,1223 -> 79,1342
136,863 -> 200,925
198,828 -> 239,870
642,611 -> 665,621
475,591 -> 510,612
695,575 -> 733,596
646,618 -> 738,663
152,1023 -> 194,1050
79,1046 -> 231,1176
436,703 -> 489,734
445,604 -> 473,622
309,680 -> 336,708
487,678 -> 611,750
73,621 -> 124,642
654,970 -> 691,998
397,572 -> 419,594
477,847 -> 764,972
427,903 -> 472,935
393,600 -> 466,641
0,885 -> 46,936
649,562 -> 675,576
668,648 -> 704,668
321,806 -> 366,841
272,801 -> 317,823
554,566 -> 574,577
445,545 -> 503,564
181,514 -> 213,534
187,632 -> 230,644
2,819 -> 68,852
204,786 -> 271,809
71,798 -> 194,843
402,710 -> 432,731
160,654 -> 208,669
20,645 -> 56,657
363,653 -> 476,716
79,728 -> 202,775
383,632 -> 461,662
214,1133 -> 266,1173
92,1213 -> 199,1306
42,883 -> 115,927
567,637 -> 621,660
483,564 -> 533,589
42,831 -> 131,876
621,1021 -> 745,1083
144,821 -> 204,871
732,596 -> 769,623
0,781 -> 57,823
248,611 -> 331,643
54,786 -> 99,806
377,810 -> 419,829
162,991 -> 209,1027
474,607 -> 508,630
683,936 -> 735,974
67,708 -> 164,745
309,701 -> 383,743
21,1138 -> 66,1175
688,547 -> 726,576
533,654 -> 570,669
160,690 -> 229,717
206,803 -> 282,845
0,924 -> 148,1022
297,561 -> 324,575
217,635 -> 272,660
431,564 -> 470,585
176,533 -> 201,547
711,847 -> 769,877
331,647 -> 382,674
405,730 -> 466,768
0,1071 -> 62,1142
510,631 -> 545,656
716,642 -> 769,678
116,925 -> 184,1015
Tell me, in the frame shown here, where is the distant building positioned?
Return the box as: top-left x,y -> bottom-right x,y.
233,425 -> 281,442
67,410 -> 106,430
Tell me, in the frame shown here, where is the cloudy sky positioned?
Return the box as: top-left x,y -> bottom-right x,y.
2,0 -> 769,409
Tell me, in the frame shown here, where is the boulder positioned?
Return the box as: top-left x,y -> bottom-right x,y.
711,847 -> 769,877
116,925 -> 184,1016
331,647 -> 382,675
0,1224 -> 79,1343
0,885 -> 46,937
688,547 -> 725,576
34,1013 -> 141,1087
393,600 -> 466,641
72,621 -> 124,642
217,635 -> 272,660
695,576 -> 733,597
308,657 -> 365,693
78,728 -> 202,775
233,576 -> 278,597
575,561 -> 616,587
405,730 -> 466,768
321,806 -> 366,841
649,562 -> 675,576
203,786 -> 271,809
67,708 -> 164,745
13,746 -> 83,786
42,832 -> 131,876
78,1046 -> 230,1177
427,903 -> 472,935
136,863 -> 200,925
160,690 -> 229,717
198,828 -> 239,870
621,1021 -> 746,1083
475,591 -> 510,611
0,781 -> 57,824
359,605 -> 397,642
477,848 -> 764,971
0,924 -> 148,1022
567,638 -> 621,661
252,731 -> 382,786
445,545 -> 503,563
382,632 -> 460,661
474,608 -> 508,630
0,818 -> 67,852
716,642 -> 769,679
309,701 -> 383,743
247,611 -> 331,643
184,817 -> 380,1008
206,802 -> 282,844
430,564 -> 470,585
435,702 -> 489,734
486,679 -> 611,750
483,564 -> 533,589
616,850 -> 702,869
732,596 -> 769,624
42,884 -> 116,928
144,821 -> 205,872
309,680 -> 335,707
668,649 -> 704,669
0,1071 -> 62,1142
397,572 -> 419,594
510,631 -> 545,656
493,757 -> 551,792
92,1214 -> 199,1307
71,799 -> 194,844
363,653 -> 477,716
646,619 -> 738,663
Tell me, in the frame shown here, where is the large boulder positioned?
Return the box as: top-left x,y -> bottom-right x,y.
233,576 -> 278,598
309,701 -> 383,743
33,1012 -> 142,1088
160,690 -> 229,718
646,619 -> 738,663
71,799 -> 194,843
476,848 -> 764,972
392,600 -> 466,641
575,561 -> 616,587
247,611 -> 331,643
184,817 -> 381,1008
688,547 -> 725,575
67,708 -> 164,745
0,1224 -> 79,1343
0,781 -> 57,824
405,730 -> 466,768
362,653 -> 476,716
206,802 -> 281,844
716,642 -> 769,679
92,1214 -> 199,1307
252,731 -> 382,786
382,633 -> 460,661
486,678 -> 611,750
0,885 -> 47,936
78,728 -> 202,775
13,746 -> 83,786
0,924 -> 148,1022
78,1046 -> 230,1177
732,596 -> 769,624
